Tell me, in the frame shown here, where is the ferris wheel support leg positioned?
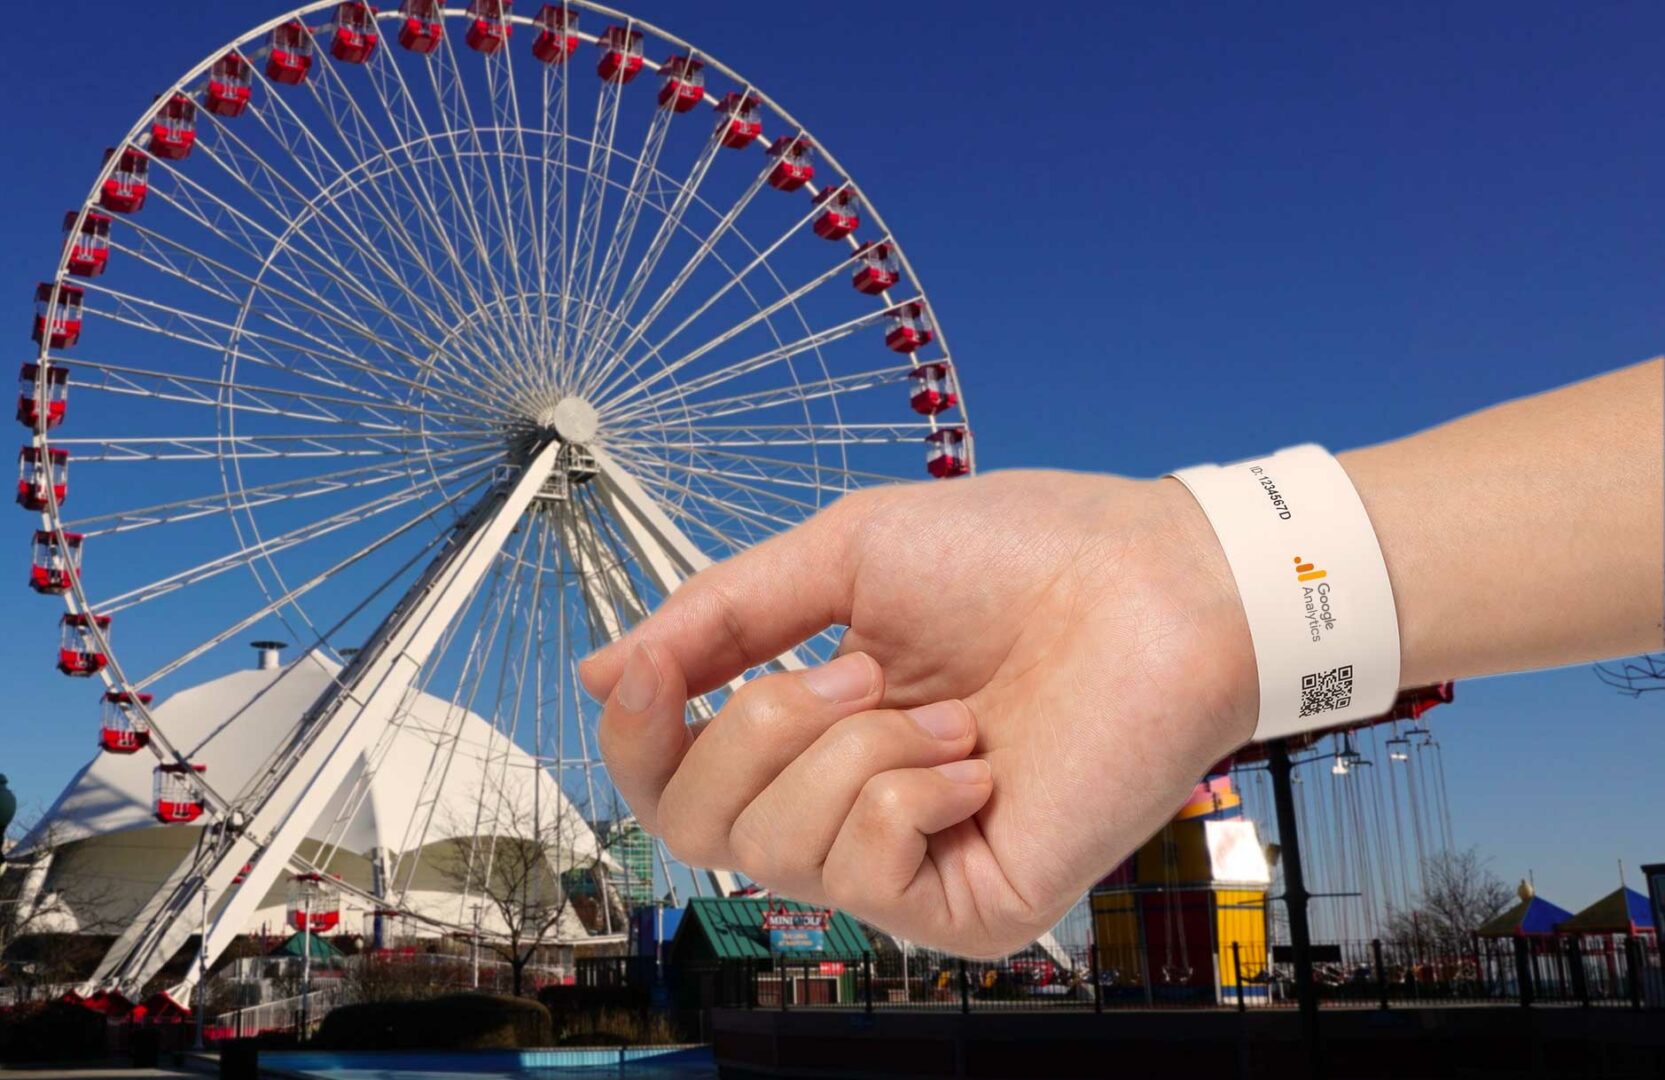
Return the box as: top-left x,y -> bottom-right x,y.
84,442 -> 567,1001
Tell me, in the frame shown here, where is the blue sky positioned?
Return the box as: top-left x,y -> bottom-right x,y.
1,1 -> 1660,910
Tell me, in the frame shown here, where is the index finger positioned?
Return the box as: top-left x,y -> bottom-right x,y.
579,495 -> 870,699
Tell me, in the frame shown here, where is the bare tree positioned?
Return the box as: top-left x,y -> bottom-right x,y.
1595,653 -> 1665,696
1384,848 -> 1513,954
0,818 -> 128,997
436,770 -> 597,996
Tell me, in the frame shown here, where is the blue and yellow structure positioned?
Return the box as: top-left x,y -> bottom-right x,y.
1091,773 -> 1272,1004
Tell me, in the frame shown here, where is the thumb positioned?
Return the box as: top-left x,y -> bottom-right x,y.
596,642 -> 692,835
579,495 -> 872,700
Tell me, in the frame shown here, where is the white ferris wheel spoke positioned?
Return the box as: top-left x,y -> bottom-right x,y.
130,469 -> 486,693
558,52 -> 631,383
609,361 -> 913,428
62,441 -> 499,537
78,281 -> 508,422
66,356 -> 502,433
584,188 -> 856,402
197,78 -> 539,403
579,98 -> 730,381
88,468 -> 480,615
114,205 -> 509,409
141,156 -> 517,410
50,431 -> 462,464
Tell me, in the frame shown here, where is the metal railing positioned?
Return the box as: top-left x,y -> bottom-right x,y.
691,933 -> 1664,1014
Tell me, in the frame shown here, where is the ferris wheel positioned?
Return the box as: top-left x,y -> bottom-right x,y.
20,0 -> 971,999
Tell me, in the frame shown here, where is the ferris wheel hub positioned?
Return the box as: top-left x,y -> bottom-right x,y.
542,396 -> 600,445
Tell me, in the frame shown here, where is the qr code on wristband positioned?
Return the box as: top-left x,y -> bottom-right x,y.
1299,666 -> 1354,717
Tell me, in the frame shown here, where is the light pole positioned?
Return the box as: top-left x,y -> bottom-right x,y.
470,903 -> 482,989
900,939 -> 911,1002
298,889 -> 314,1040
192,885 -> 209,1050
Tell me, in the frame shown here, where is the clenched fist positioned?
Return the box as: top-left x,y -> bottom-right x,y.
579,471 -> 1258,957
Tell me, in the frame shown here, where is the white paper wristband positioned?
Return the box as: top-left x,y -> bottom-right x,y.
1169,444 -> 1401,741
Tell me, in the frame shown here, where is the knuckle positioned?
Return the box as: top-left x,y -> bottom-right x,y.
728,824 -> 777,885
654,815 -> 696,866
820,854 -> 866,910
831,719 -> 888,774
858,772 -> 909,825
724,675 -> 792,734
654,792 -> 712,867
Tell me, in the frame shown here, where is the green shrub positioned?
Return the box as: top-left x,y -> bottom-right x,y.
314,992 -> 551,1050
556,1007 -> 681,1047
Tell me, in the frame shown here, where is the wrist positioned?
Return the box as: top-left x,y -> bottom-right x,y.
1161,446 -> 1403,740
1142,476 -> 1261,750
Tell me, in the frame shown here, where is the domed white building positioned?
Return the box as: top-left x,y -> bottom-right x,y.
7,647 -> 613,950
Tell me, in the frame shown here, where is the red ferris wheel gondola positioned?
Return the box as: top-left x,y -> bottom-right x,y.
812,187 -> 860,241
398,0 -> 443,53
63,212 -> 113,278
597,26 -> 644,83
716,92 -> 762,149
32,283 -> 84,349
16,446 -> 68,511
330,2 -> 380,64
852,242 -> 900,295
58,612 -> 111,677
884,301 -> 933,354
29,528 -> 82,594
766,135 -> 814,191
17,363 -> 69,430
925,427 -> 971,479
100,147 -> 150,214
266,20 -> 316,85
907,361 -> 957,417
205,53 -> 253,117
288,872 -> 342,932
100,690 -> 153,754
148,94 -> 197,160
465,0 -> 512,54
153,763 -> 207,824
658,55 -> 705,113
532,4 -> 579,64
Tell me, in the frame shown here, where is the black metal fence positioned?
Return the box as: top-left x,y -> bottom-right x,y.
691,933 -> 1664,1013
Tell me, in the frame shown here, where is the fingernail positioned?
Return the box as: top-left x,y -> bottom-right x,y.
616,644 -> 661,713
934,759 -> 991,784
800,653 -> 876,703
907,701 -> 969,740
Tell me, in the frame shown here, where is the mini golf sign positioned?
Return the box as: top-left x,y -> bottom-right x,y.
764,906 -> 831,952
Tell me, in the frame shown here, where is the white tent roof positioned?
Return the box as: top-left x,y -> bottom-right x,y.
16,653 -> 608,935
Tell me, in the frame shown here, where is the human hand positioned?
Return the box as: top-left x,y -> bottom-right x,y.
580,471 -> 1258,957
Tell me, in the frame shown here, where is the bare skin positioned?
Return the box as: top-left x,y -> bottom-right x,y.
581,358 -> 1663,958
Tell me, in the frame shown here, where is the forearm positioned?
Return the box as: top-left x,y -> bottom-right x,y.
1339,357 -> 1664,687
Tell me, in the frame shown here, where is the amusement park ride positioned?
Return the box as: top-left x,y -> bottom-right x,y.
1091,683 -> 1457,1008
15,1 -> 970,1005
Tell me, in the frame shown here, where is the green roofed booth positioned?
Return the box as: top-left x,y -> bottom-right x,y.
668,897 -> 872,1008
269,930 -> 347,965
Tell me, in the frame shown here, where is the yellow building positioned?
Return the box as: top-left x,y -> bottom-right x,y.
1091,776 -> 1271,1004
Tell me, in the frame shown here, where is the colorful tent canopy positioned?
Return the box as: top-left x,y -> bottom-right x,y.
1557,887 -> 1656,936
1476,894 -> 1574,938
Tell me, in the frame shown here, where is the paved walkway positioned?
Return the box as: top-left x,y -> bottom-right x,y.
0,1069 -> 198,1078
